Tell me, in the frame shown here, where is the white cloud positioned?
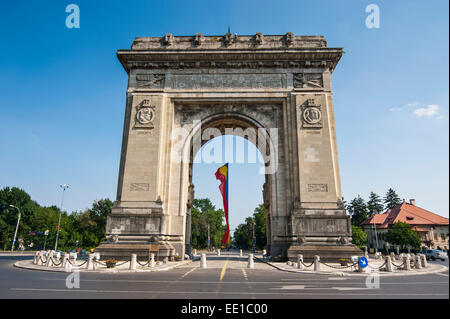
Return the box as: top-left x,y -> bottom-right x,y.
405,101 -> 420,108
413,104 -> 440,117
389,107 -> 402,112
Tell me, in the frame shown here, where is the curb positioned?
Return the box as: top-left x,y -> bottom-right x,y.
13,259 -> 193,273
255,256 -> 449,277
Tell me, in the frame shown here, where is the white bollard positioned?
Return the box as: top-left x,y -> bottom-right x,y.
297,254 -> 304,270
130,254 -> 137,270
385,256 -> 393,272
263,249 -> 267,256
62,253 -> 69,269
46,255 -> 52,267
415,254 -> 422,269
248,254 -> 254,269
193,249 -> 197,256
200,253 -> 207,268
163,256 -> 168,264
217,249 -> 221,256
314,255 -> 320,272
421,254 -> 428,268
403,255 -> 411,271
69,252 -> 77,261
149,253 -> 155,268
239,249 -> 243,257
87,253 -> 94,270
37,251 -> 43,265
33,252 -> 39,265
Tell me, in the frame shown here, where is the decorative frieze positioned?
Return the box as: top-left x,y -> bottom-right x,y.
136,74 -> 165,89
171,73 -> 286,89
293,73 -> 323,88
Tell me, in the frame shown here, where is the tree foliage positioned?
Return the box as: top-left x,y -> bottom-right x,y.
384,222 -> 421,249
367,191 -> 384,216
351,225 -> 367,248
384,188 -> 402,210
233,204 -> 267,250
190,198 -> 226,249
347,195 -> 370,226
0,187 -> 112,251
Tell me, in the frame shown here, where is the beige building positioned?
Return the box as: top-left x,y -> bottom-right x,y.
361,199 -> 449,251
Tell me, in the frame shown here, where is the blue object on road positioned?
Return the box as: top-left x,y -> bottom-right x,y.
359,256 -> 368,268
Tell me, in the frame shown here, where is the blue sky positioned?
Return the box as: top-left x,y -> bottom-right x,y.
0,1 -> 448,231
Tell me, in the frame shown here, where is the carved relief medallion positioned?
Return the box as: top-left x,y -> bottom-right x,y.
303,107 -> 322,125
134,101 -> 155,129
136,108 -> 154,124
301,98 -> 323,128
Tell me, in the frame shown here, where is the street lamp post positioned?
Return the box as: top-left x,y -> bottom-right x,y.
54,184 -> 69,251
207,223 -> 210,251
9,205 -> 21,252
252,218 -> 256,252
373,215 -> 379,253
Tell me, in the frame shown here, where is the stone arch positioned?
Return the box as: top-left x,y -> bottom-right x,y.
173,103 -> 282,255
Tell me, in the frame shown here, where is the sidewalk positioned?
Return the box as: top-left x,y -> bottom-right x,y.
14,258 -> 193,273
0,251 -> 37,256
259,257 -> 449,277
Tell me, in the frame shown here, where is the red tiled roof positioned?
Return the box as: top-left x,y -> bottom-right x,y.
361,202 -> 449,228
361,214 -> 388,225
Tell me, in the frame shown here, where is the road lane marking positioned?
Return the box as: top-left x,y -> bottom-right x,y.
241,268 -> 248,281
179,267 -> 196,279
434,272 -> 449,277
10,288 -> 448,297
41,278 -> 447,285
219,260 -> 228,281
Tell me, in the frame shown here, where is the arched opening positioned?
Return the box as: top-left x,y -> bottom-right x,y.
188,135 -> 267,254
177,110 -> 278,256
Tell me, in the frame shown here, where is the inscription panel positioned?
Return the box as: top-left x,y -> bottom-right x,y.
171,73 -> 286,89
295,218 -> 348,236
110,216 -> 161,234
307,184 -> 328,192
130,183 -> 150,191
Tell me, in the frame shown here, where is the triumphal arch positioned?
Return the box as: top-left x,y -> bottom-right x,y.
96,33 -> 362,261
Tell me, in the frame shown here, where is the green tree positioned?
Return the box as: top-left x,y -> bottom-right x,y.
0,186 -> 113,251
233,204 -> 267,250
384,188 -> 402,210
384,222 -> 421,249
347,195 -> 370,226
253,204 -> 267,249
367,191 -> 384,217
190,198 -> 226,249
351,225 -> 367,248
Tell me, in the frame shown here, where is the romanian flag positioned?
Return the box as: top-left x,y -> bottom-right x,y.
215,163 -> 230,244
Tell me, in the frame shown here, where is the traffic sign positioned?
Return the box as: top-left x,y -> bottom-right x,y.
358,256 -> 368,268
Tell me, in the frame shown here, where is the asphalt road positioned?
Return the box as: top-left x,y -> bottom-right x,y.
0,252 -> 448,299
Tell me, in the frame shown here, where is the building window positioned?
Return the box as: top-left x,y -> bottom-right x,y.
441,234 -> 446,241
434,233 -> 438,240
